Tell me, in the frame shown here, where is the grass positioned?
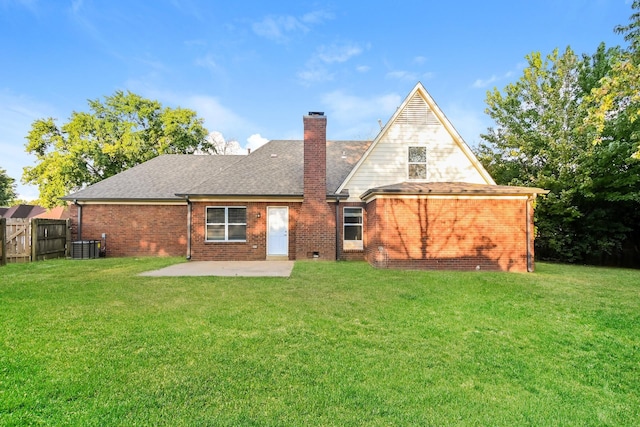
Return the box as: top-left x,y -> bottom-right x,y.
1,258 -> 639,426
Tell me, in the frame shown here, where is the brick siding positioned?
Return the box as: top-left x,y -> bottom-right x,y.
190,201 -> 300,261
365,197 -> 534,272
68,203 -> 187,257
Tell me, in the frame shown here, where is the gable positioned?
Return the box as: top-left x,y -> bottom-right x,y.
337,82 -> 494,201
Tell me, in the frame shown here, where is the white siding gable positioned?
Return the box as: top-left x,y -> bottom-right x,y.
337,83 -> 494,201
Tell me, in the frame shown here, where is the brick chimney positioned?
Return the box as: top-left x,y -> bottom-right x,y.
295,112 -> 336,260
303,112 -> 327,202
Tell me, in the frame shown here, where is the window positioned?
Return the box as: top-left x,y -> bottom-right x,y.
206,207 -> 246,242
343,207 -> 363,250
408,146 -> 427,180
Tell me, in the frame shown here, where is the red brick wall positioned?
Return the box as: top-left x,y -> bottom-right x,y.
190,201 -> 300,261
68,203 -> 187,257
365,197 -> 533,272
296,113 -> 336,260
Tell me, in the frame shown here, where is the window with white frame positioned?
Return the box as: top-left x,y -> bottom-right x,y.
343,207 -> 363,250
408,146 -> 427,180
206,207 -> 247,242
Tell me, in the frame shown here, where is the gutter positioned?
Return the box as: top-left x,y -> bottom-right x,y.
186,196 -> 192,260
335,199 -> 340,261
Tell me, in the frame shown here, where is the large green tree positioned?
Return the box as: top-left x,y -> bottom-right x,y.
0,167 -> 17,206
478,43 -> 640,264
23,91 -> 211,207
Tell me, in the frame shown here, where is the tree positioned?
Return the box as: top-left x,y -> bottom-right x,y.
204,131 -> 244,155
0,167 -> 17,206
23,91 -> 212,207
587,0 -> 640,159
478,44 -> 640,263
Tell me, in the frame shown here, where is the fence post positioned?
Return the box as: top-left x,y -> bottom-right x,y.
66,218 -> 71,258
1,218 -> 6,266
31,218 -> 38,262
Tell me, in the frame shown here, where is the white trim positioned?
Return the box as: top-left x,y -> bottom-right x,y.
407,145 -> 428,181
363,194 -> 533,203
189,196 -> 303,203
343,206 -> 363,251
205,206 -> 247,242
267,206 -> 289,256
65,200 -> 187,205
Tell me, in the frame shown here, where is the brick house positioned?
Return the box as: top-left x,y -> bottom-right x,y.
63,83 -> 547,271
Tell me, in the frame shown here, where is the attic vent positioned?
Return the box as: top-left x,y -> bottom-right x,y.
397,94 -> 439,126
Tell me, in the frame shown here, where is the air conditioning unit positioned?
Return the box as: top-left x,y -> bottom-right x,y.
71,240 -> 100,259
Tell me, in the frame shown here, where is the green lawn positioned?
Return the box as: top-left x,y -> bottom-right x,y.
1,258 -> 639,426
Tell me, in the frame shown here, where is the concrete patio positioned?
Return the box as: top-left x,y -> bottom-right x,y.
139,260 -> 295,277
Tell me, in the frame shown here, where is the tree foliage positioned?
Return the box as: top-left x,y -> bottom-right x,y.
478,42 -> 640,264
23,91 -> 211,207
0,167 -> 17,206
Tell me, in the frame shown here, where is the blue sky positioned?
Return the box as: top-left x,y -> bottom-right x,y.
0,0 -> 633,200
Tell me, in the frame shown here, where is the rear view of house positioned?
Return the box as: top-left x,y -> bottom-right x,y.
63,83 -> 546,272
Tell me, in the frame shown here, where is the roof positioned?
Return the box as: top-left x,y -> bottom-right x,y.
62,154 -> 244,201
1,204 -> 46,218
181,140 -> 371,198
360,182 -> 549,201
33,205 -> 70,219
64,141 -> 371,201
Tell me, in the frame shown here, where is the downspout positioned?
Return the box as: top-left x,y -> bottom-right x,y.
335,198 -> 340,261
186,196 -> 192,260
74,199 -> 82,241
526,196 -> 532,272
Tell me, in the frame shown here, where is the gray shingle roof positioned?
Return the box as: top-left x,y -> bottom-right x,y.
63,140 -> 372,201
360,182 -> 549,200
62,154 -> 244,201
181,140 -> 371,197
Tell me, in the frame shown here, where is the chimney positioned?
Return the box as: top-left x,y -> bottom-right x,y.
296,112 -> 336,260
303,112 -> 327,202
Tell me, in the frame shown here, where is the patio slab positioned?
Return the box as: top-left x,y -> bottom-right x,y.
139,261 -> 295,277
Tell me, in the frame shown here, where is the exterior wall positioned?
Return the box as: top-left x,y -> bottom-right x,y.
341,94 -> 490,202
365,197 -> 533,272
190,201 -> 301,261
68,203 -> 187,257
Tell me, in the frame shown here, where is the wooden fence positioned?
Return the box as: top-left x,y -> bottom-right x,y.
1,218 -> 70,265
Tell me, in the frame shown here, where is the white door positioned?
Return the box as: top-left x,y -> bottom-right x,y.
267,207 -> 289,256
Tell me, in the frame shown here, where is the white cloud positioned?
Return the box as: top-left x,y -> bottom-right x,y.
472,69 -> 517,89
413,56 -> 427,65
356,65 -> 370,73
472,75 -> 499,88
252,15 -> 308,43
301,10 -> 333,24
182,95 -> 251,134
316,43 -> 362,63
444,103 -> 491,147
246,133 -> 269,151
298,42 -> 364,85
386,70 -> 434,82
297,67 -> 334,84
0,91 -> 56,200
321,90 -> 402,139
195,53 -> 219,73
252,10 -> 333,43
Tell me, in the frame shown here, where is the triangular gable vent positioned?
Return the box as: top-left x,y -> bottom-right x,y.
397,93 -> 439,125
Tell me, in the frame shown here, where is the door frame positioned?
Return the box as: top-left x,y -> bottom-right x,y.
266,206 -> 289,259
